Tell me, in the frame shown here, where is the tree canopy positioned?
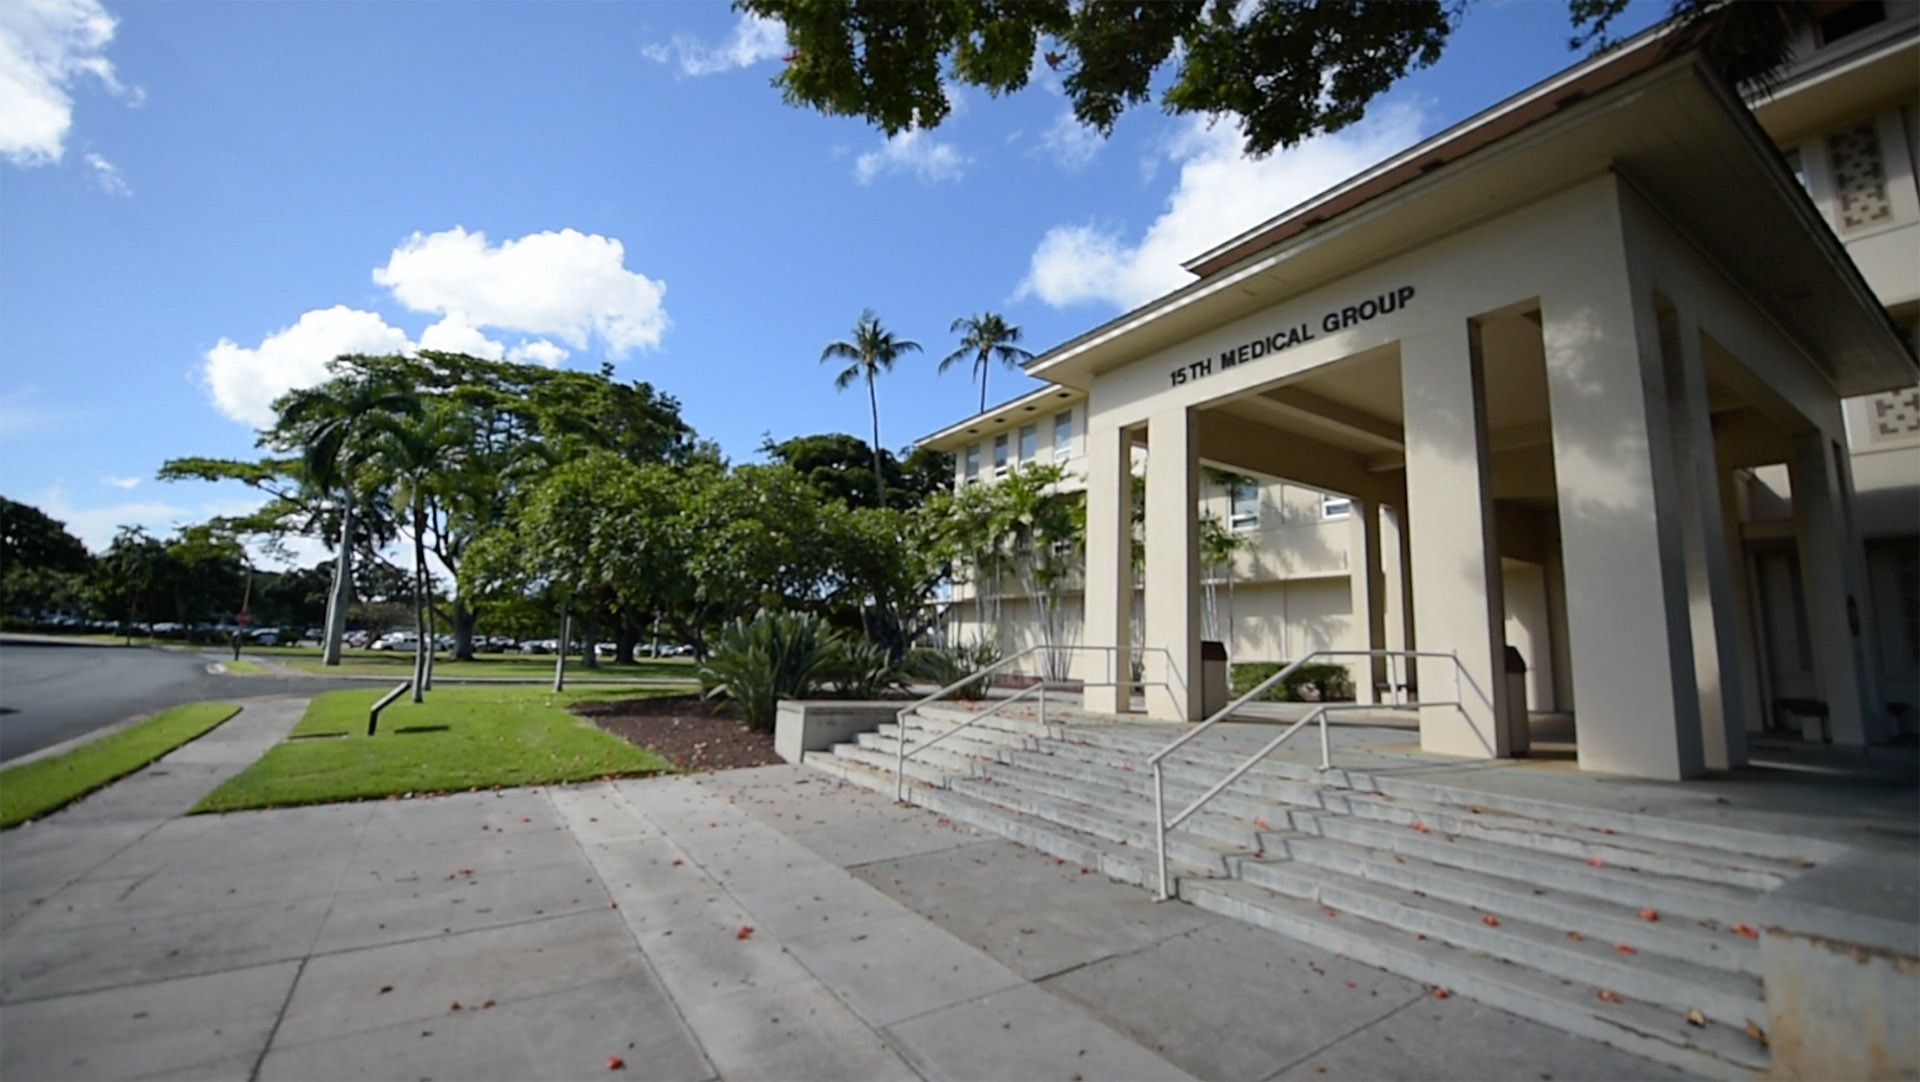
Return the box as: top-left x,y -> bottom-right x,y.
742,0 -> 1813,157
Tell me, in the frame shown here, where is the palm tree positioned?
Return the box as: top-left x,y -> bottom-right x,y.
271,357 -> 420,666
941,312 -> 1034,414
821,310 -> 920,510
365,404 -> 467,700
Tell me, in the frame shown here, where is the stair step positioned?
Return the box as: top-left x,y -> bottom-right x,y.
829,742 -> 958,786
1184,878 -> 1770,1078
947,776 -> 1242,874
912,785 -> 1219,891
1300,814 -> 1766,925
1234,856 -> 1763,1022
973,757 -> 1267,850
856,731 -> 1005,775
1277,834 -> 1761,976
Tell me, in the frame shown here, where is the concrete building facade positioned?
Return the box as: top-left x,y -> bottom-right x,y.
920,9 -> 1920,782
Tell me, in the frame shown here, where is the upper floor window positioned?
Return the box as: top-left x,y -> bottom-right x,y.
1053,410 -> 1073,459
1818,1 -> 1885,46
1321,494 -> 1353,520
1018,423 -> 1038,463
1228,479 -> 1259,531
993,434 -> 1009,476
963,443 -> 980,480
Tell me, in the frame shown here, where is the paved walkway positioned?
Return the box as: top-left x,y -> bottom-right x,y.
1,700 -> 1691,1080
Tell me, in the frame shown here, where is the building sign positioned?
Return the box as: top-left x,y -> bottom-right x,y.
1169,285 -> 1416,388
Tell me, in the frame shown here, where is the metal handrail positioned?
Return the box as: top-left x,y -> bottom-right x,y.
1149,648 -> 1464,900
893,643 -> 1171,804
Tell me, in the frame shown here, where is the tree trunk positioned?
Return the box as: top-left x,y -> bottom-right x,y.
411,504 -> 427,702
580,609 -> 600,669
422,551 -> 437,690
614,618 -> 637,666
867,371 -> 888,511
979,358 -> 988,415
552,607 -> 570,692
322,499 -> 355,666
451,596 -> 476,661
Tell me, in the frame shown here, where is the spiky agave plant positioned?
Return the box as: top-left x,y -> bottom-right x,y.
697,611 -> 838,730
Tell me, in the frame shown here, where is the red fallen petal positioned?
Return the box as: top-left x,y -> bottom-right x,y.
458,868 -> 474,877
1054,858 -> 1065,865
1431,987 -> 1451,999
671,859 -> 684,867
1733,923 -> 1760,939
608,1056 -> 626,1070
1567,931 -> 1586,941
1080,867 -> 1091,875
609,901 -> 619,909
481,999 -> 496,1009
1482,915 -> 1500,927
450,1002 -> 462,1011
378,985 -> 393,995
1586,857 -> 1605,867
1597,989 -> 1623,1004
1614,943 -> 1638,954
1639,908 -> 1659,922
735,926 -> 754,940
1254,817 -> 1272,831
1411,822 -> 1430,833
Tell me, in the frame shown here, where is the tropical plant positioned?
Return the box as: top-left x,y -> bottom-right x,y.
267,357 -> 420,665
697,611 -> 839,730
821,310 -> 920,510
823,634 -> 903,700
941,312 -> 1034,414
365,403 -> 469,699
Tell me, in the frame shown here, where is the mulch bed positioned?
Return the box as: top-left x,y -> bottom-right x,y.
573,694 -> 782,773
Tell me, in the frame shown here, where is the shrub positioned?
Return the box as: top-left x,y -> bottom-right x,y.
697,612 -> 838,731
1230,661 -> 1355,703
823,635 -> 904,700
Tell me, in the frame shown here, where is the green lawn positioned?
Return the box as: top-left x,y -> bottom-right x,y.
220,659 -> 268,675
276,650 -> 696,681
1,702 -> 242,828
192,685 -> 674,813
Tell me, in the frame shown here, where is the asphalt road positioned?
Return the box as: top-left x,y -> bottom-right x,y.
0,638 -> 356,763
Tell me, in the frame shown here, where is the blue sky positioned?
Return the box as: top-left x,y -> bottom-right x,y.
0,0 -> 1661,561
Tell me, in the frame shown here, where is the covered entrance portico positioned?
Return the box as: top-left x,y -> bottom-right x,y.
1050,55 -> 1916,781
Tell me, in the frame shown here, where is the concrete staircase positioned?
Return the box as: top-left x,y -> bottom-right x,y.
803,702 -> 1845,1078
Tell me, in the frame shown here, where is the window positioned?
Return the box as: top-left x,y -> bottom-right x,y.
1053,410 -> 1072,459
1228,479 -> 1258,531
963,443 -> 980,480
1018,423 -> 1038,464
1818,1 -> 1885,45
1321,493 -> 1353,520
993,434 -> 1009,476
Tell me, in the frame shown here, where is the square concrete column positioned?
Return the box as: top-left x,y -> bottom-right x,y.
1083,420 -> 1136,714
1143,407 -> 1203,721
1399,322 -> 1509,758
1541,272 -> 1704,780
1789,435 -> 1877,745
1380,503 -> 1417,703
1664,314 -> 1749,770
1719,468 -> 1768,736
1349,498 -> 1387,705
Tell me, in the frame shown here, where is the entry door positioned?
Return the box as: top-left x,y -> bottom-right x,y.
1752,546 -> 1816,727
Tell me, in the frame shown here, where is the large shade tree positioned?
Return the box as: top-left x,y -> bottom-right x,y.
744,0 -> 1814,158
821,310 -> 920,512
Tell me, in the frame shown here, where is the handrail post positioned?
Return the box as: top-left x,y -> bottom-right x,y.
1153,762 -> 1170,902
1318,708 -> 1331,771
895,705 -> 909,805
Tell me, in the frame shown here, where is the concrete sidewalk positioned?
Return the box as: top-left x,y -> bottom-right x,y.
1,712 -> 1691,1080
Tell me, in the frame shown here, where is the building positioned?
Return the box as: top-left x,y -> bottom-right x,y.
918,5 -> 1920,781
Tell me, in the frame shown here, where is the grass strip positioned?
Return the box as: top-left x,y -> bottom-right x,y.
193,685 -> 674,813
1,702 -> 242,828
279,653 -> 696,681
220,659 -> 268,675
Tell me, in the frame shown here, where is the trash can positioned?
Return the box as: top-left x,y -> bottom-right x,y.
1200,641 -> 1230,718
1503,646 -> 1530,756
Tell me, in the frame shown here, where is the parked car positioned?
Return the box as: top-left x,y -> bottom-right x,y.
371,631 -> 419,651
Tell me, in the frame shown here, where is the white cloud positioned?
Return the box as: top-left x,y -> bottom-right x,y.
1038,110 -> 1103,172
83,150 -> 126,194
0,0 -> 133,167
102,475 -> 139,489
202,306 -> 413,429
1019,105 -> 1427,310
648,12 -> 786,77
507,339 -> 568,368
854,129 -> 968,186
36,485 -> 189,554
417,315 -> 504,360
373,226 -> 668,356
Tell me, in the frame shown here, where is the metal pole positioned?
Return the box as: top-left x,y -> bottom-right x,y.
1319,709 -> 1331,771
895,709 -> 908,805
1153,764 -> 1170,902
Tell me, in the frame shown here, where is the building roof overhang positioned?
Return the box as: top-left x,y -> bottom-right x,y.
919,384 -> 1086,453
1015,44 -> 1916,400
